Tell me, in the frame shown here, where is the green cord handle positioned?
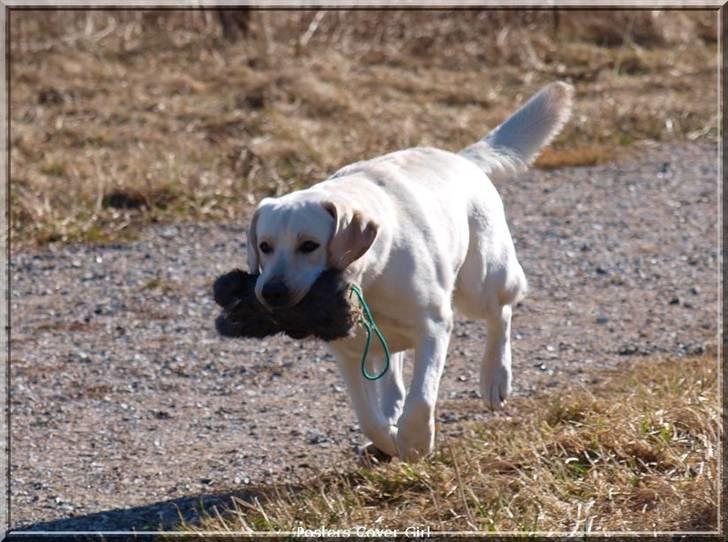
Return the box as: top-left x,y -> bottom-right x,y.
350,284 -> 390,381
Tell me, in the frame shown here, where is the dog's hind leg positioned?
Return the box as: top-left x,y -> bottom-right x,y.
481,304 -> 513,410
454,224 -> 526,411
457,270 -> 522,410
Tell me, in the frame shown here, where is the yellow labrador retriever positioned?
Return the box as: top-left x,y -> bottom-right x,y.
246,82 -> 573,461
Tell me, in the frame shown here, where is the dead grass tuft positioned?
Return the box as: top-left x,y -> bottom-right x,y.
180,354 -> 719,534
535,144 -> 616,169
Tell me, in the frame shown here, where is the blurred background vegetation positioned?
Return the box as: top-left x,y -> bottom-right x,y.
10,9 -> 718,247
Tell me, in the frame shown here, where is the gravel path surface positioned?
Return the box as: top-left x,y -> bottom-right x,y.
10,142 -> 718,531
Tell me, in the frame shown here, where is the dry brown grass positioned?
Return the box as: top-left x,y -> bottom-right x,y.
179,353 -> 719,534
534,144 -> 618,169
9,10 -> 718,248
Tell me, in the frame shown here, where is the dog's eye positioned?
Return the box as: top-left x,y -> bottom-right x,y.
299,241 -> 320,254
259,242 -> 273,254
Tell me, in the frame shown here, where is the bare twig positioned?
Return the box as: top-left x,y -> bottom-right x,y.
297,11 -> 326,53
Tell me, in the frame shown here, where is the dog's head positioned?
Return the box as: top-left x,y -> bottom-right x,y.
247,195 -> 378,309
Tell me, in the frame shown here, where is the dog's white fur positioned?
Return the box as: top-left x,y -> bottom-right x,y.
246,82 -> 574,461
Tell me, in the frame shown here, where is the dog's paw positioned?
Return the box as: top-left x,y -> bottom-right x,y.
357,442 -> 393,466
481,363 -> 512,410
396,410 -> 435,462
396,428 -> 434,462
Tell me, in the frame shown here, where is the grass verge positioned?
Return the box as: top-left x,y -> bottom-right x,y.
10,10 -> 718,249
179,353 -> 719,534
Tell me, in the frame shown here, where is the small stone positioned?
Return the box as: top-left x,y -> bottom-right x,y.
160,226 -> 179,239
596,316 -> 608,324
669,297 -> 680,305
595,266 -> 608,275
689,286 -> 700,295
307,433 -> 328,445
440,412 -> 458,424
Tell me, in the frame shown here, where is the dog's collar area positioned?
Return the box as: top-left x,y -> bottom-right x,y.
350,284 -> 390,381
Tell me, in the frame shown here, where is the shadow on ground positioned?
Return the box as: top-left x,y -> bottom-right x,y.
9,490 -> 257,537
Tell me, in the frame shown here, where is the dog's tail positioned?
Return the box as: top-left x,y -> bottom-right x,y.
459,81 -> 574,182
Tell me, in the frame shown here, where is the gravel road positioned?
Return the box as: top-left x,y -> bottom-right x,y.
10,142 -> 718,532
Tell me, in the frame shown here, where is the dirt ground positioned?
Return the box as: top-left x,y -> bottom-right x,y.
9,141 -> 718,531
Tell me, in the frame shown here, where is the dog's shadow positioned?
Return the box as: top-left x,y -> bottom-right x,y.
11,488 -> 265,536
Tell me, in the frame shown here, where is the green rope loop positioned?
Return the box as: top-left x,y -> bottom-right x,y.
350,284 -> 390,381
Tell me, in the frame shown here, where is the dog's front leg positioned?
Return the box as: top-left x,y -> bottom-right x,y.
332,349 -> 399,458
378,351 -> 405,426
396,316 -> 453,461
357,352 -> 405,462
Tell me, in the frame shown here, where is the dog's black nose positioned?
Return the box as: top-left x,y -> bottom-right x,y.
262,280 -> 290,307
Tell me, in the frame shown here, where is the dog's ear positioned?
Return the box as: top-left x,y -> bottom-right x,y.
246,208 -> 261,273
322,200 -> 378,270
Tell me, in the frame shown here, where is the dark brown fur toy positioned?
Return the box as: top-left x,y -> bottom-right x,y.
213,269 -> 359,341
